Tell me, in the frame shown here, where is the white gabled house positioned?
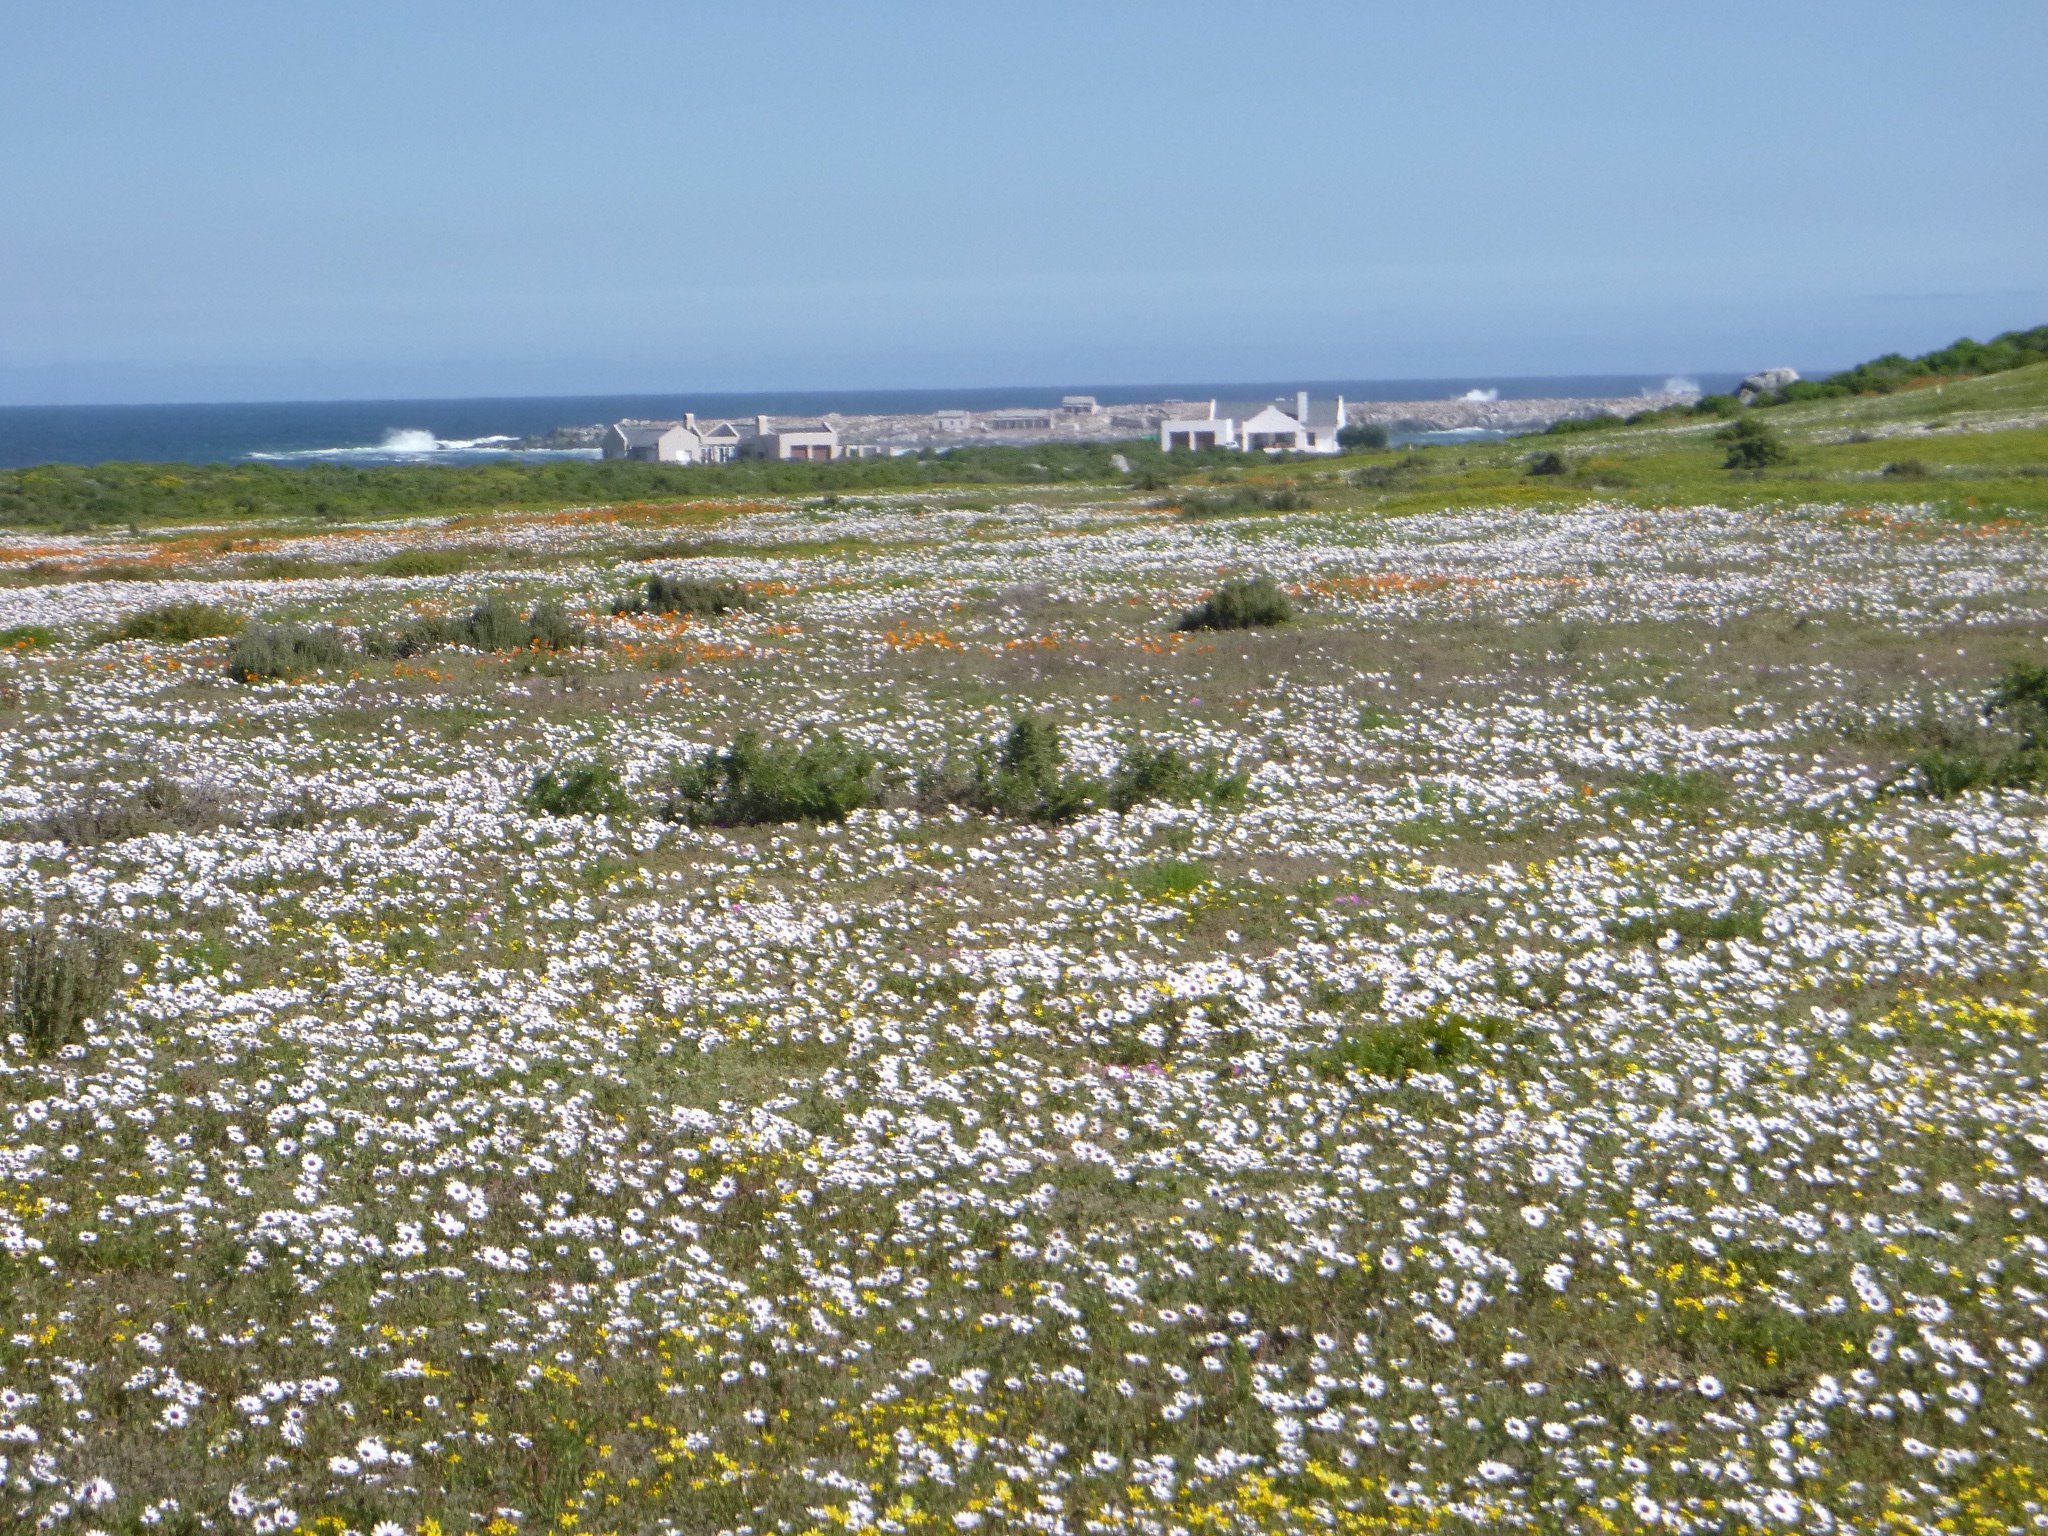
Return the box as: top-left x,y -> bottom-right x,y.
1159,391 -> 1347,454
600,413 -> 742,464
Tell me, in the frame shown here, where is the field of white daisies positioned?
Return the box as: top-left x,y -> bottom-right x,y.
3,488 -> 2048,1536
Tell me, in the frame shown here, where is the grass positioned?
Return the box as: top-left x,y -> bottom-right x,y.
101,601 -> 241,645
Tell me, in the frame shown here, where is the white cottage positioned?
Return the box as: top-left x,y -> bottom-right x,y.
1159,392 -> 1347,455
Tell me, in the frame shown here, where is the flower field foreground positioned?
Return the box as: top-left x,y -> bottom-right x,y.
3,493 -> 2048,1535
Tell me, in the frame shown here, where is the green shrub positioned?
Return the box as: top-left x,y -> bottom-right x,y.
1881,459 -> 1930,479
0,624 -> 56,648
1763,325 -> 2048,400
1987,660 -> 2048,739
1,922 -> 127,1057
1897,662 -> 2048,798
373,548 -> 475,577
1347,456 -> 1428,490
1719,417 -> 1792,470
616,575 -> 759,618
1527,451 -> 1568,476
1178,487 -> 1314,518
465,594 -> 539,652
1690,394 -> 1742,418
1542,414 -> 1621,436
964,716 -> 1097,823
524,758 -> 634,819
1175,576 -> 1294,631
1105,744 -> 1247,813
665,732 -> 879,827
226,622 -> 349,680
386,594 -> 586,656
1337,423 -> 1390,452
105,601 -> 241,645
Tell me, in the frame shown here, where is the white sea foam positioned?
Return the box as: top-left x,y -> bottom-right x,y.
1458,388 -> 1499,403
246,431 -> 594,463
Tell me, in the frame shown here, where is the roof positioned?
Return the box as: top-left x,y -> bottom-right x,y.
613,423 -> 689,447
1236,404 -> 1305,434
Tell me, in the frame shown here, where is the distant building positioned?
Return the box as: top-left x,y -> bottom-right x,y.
990,411 -> 1055,431
932,410 -> 973,433
743,416 -> 841,461
1158,392 -> 1346,454
1060,395 -> 1100,415
600,414 -> 742,464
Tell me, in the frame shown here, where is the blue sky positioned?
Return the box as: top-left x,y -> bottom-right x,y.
2,0 -> 2043,404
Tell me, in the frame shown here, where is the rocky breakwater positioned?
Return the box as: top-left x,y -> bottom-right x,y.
1346,389 -> 1698,433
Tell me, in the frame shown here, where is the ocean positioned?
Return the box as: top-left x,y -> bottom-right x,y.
0,375 -> 1738,470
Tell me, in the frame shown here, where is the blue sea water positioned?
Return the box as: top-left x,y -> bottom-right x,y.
0,376 -> 1739,470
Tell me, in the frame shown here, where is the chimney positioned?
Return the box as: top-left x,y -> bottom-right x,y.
757,414 -> 771,436
1296,390 -> 1309,421
685,412 -> 696,430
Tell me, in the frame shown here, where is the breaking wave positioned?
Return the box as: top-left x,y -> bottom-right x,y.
247,429 -> 596,464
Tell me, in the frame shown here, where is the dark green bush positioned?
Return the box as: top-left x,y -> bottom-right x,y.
1881,459 -> 1930,479
963,716 -> 1097,823
226,622 -> 349,680
1898,660 -> 2048,798
1175,576 -> 1294,631
1337,423 -> 1391,452
1178,486 -> 1314,518
1690,394 -> 1743,418
1346,455 -> 1428,490
1760,325 -> 2048,401
386,594 -> 586,656
105,601 -> 241,645
1542,414 -> 1621,436
1527,451 -> 1569,476
1105,744 -> 1247,813
524,758 -> 634,819
1987,660 -> 2048,737
2,922 -> 127,1057
615,574 -> 759,618
373,548 -> 476,577
1719,417 -> 1791,470
665,732 -> 879,827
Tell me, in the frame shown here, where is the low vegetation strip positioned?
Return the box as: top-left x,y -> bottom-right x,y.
2,388 -> 2048,1533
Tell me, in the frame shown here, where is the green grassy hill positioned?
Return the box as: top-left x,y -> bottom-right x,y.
1317,361 -> 2048,524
